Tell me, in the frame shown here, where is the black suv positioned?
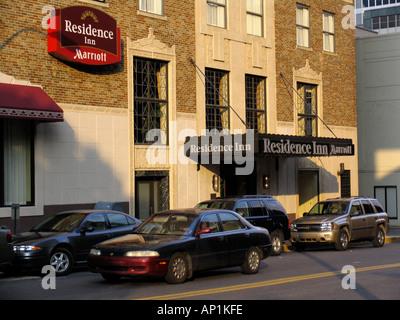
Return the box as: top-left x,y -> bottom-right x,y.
196,196 -> 290,255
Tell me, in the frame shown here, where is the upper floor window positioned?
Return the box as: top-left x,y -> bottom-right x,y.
323,12 -> 335,53
205,68 -> 230,131
133,57 -> 168,144
139,0 -> 164,16
245,75 -> 266,133
297,83 -> 317,137
296,4 -> 310,47
207,0 -> 226,28
247,0 -> 263,36
372,14 -> 400,30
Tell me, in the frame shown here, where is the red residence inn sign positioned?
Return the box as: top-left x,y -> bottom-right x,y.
47,6 -> 121,65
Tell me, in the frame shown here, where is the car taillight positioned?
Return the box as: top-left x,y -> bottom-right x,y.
6,229 -> 12,243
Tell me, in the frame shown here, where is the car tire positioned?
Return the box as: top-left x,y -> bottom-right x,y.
334,228 -> 349,251
372,225 -> 385,248
241,246 -> 261,274
270,230 -> 283,256
49,248 -> 74,276
165,252 -> 188,284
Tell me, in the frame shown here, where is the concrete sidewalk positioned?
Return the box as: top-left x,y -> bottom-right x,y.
387,226 -> 400,243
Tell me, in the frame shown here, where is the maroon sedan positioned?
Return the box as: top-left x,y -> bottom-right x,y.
88,208 -> 272,284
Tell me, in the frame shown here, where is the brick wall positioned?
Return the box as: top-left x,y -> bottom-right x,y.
0,0 -> 196,113
275,0 -> 357,128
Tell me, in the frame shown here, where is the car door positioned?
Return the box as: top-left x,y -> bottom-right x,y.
361,199 -> 378,238
219,212 -> 251,266
349,201 -> 368,240
76,212 -> 112,261
194,213 -> 228,270
247,200 -> 273,231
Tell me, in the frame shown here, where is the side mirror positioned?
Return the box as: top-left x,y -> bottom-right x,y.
303,212 -> 308,217
196,227 -> 212,237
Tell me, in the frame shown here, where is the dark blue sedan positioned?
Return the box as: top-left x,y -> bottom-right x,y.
11,210 -> 141,276
88,208 -> 272,284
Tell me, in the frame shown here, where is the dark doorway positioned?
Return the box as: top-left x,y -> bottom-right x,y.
135,171 -> 169,220
299,170 -> 319,215
220,164 -> 257,197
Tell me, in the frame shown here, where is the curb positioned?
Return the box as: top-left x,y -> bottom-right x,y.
386,236 -> 400,243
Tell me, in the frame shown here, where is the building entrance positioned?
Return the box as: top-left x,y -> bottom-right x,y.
135,171 -> 169,220
299,170 -> 319,216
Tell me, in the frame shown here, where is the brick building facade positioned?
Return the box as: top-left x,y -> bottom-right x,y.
0,0 -> 196,229
275,0 -> 356,127
0,0 -> 196,112
0,0 -> 358,230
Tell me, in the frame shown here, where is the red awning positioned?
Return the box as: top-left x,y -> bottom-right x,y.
0,83 -> 63,122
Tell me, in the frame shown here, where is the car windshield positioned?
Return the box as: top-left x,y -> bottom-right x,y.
31,213 -> 87,232
195,200 -> 234,210
135,213 -> 197,236
308,201 -> 349,216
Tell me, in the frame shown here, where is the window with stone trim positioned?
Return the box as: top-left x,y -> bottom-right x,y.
207,0 -> 226,28
139,0 -> 164,16
297,83 -> 318,137
245,75 -> 266,133
247,0 -> 263,36
133,57 -> 168,144
205,68 -> 230,131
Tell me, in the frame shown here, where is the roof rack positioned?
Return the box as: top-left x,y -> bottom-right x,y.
326,196 -> 372,201
242,195 -> 272,199
215,195 -> 273,200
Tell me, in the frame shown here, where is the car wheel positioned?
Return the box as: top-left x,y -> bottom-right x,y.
49,248 -> 74,276
372,226 -> 385,248
334,228 -> 349,251
165,252 -> 188,284
270,230 -> 283,256
241,246 -> 261,274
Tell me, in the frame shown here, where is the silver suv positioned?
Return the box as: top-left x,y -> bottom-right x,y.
290,197 -> 389,251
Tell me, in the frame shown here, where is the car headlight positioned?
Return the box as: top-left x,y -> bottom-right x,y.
90,248 -> 102,256
13,245 -> 41,252
321,222 -> 334,231
125,251 -> 159,257
290,223 -> 297,232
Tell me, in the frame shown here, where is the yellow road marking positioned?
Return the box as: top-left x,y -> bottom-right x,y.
137,262 -> 400,300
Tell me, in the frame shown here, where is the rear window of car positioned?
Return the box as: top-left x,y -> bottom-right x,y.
248,200 -> 268,217
197,201 -> 235,210
371,199 -> 385,213
361,200 -> 375,214
107,212 -> 129,228
265,200 -> 287,216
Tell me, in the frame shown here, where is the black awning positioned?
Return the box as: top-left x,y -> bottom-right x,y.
185,133 -> 354,164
